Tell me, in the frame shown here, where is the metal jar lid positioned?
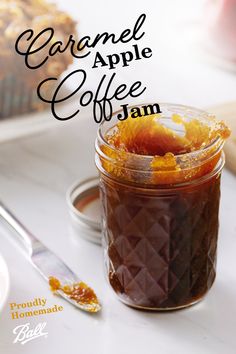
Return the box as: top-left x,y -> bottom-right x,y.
66,176 -> 102,245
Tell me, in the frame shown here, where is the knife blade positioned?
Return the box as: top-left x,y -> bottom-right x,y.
0,202 -> 101,313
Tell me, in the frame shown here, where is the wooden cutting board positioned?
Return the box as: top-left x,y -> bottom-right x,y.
208,101 -> 236,175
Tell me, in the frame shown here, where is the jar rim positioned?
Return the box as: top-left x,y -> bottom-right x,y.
97,102 -> 224,161
95,103 -> 226,186
98,153 -> 225,190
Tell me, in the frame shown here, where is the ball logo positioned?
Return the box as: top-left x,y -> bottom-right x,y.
13,322 -> 48,345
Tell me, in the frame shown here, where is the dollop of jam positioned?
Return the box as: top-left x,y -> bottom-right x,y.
49,277 -> 99,311
102,113 -> 230,184
107,113 -> 230,155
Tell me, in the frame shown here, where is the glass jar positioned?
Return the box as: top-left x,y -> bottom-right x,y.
95,103 -> 227,310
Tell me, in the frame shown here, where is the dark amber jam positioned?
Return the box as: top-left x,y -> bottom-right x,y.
95,103 -> 230,310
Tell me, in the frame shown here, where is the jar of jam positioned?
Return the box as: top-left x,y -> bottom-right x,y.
95,103 -> 230,310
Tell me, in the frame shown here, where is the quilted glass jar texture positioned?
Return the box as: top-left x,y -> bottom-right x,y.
95,103 -> 228,310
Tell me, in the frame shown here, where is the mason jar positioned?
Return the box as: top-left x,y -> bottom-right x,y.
95,103 -> 228,310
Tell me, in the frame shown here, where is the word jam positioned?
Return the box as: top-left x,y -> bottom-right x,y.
118,103 -> 161,120
15,13 -> 161,123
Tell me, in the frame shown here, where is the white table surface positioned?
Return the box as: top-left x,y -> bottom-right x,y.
0,1 -> 236,353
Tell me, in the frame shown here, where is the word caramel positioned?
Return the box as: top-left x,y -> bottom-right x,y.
10,298 -> 63,320
15,14 -> 147,69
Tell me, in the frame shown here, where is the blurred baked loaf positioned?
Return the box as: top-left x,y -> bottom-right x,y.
0,0 -> 77,119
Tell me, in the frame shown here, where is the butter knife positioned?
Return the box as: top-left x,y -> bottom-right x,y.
0,202 -> 101,313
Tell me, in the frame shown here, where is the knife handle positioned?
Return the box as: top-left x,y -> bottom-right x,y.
0,202 -> 37,255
